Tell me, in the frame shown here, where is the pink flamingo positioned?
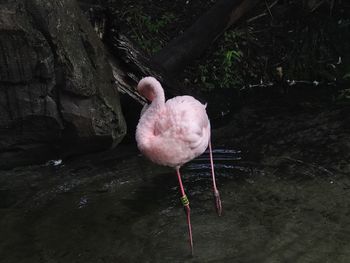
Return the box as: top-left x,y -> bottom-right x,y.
135,76 -> 222,254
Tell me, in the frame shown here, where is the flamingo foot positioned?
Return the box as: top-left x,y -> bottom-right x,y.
214,189 -> 222,216
184,205 -> 194,255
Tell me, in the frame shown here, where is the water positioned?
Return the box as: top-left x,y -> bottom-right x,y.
1,146 -> 350,262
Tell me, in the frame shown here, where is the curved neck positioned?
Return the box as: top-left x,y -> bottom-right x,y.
136,77 -> 166,146
142,92 -> 164,122
150,82 -> 165,107
136,90 -> 164,150
137,85 -> 165,135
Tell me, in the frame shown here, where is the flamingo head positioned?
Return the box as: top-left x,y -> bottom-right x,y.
137,77 -> 164,102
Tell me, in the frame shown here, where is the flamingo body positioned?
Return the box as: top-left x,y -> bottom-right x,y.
136,81 -> 210,167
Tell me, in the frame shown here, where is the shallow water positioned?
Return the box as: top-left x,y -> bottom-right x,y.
1,146 -> 350,263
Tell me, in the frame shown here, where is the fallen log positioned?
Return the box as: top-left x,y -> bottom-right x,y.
152,0 -> 261,74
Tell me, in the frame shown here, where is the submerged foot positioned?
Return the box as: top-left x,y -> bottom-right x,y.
184,205 -> 194,255
214,189 -> 222,216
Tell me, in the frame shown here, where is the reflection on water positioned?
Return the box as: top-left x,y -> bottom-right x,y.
188,148 -> 241,172
1,146 -> 350,263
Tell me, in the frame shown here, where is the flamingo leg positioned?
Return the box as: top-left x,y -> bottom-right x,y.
176,167 -> 193,255
209,140 -> 222,216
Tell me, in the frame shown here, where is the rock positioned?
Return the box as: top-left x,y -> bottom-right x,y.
0,0 -> 126,169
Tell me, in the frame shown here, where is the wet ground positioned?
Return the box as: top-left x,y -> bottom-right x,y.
1,144 -> 350,263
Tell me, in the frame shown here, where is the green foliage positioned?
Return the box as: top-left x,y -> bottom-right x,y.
201,3 -> 349,95
142,13 -> 175,33
191,30 -> 247,90
250,3 -> 350,92
118,0 -> 350,99
121,6 -> 176,55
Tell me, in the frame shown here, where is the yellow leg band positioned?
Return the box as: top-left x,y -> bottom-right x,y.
180,195 -> 189,206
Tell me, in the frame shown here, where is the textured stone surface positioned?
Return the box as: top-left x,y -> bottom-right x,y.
0,0 -> 126,169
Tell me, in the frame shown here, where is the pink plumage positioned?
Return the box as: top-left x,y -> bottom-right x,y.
135,76 -> 222,255
136,77 -> 210,167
